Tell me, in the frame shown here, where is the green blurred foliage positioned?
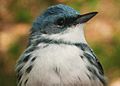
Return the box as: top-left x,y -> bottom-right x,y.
0,36 -> 28,86
9,0 -> 32,23
15,8 -> 32,23
8,41 -> 21,57
0,72 -> 16,86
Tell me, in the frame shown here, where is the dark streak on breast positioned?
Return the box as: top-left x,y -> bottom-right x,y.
42,44 -> 49,48
53,67 -> 60,77
25,46 -> 36,53
87,66 -> 106,85
78,76 -> 81,81
31,57 -> 37,62
80,55 -> 84,59
16,65 -> 23,73
23,54 -> 31,62
26,65 -> 33,74
24,78 -> 28,85
86,73 -> 91,80
17,72 -> 23,83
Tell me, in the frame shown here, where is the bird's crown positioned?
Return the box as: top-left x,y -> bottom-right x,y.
32,4 -> 80,33
43,4 -> 79,16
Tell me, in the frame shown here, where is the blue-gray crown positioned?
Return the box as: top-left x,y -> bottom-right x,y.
32,4 -> 79,32
43,4 -> 79,16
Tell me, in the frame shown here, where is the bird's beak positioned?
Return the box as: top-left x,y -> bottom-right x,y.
74,12 -> 98,24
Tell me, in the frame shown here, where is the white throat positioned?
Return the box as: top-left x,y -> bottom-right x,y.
41,24 -> 87,44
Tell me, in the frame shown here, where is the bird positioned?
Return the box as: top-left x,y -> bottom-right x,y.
15,4 -> 106,86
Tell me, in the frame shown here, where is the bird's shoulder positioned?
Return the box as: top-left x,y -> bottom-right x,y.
75,43 -> 104,75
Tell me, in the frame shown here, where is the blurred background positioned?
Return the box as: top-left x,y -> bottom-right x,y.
0,0 -> 120,86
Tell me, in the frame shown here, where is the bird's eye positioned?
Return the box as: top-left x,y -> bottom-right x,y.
56,18 -> 65,26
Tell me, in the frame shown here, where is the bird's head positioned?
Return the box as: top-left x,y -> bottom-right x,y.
31,4 -> 97,44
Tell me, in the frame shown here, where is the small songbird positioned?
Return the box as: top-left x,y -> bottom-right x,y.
16,4 -> 106,86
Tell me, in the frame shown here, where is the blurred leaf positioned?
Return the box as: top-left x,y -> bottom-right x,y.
8,42 -> 21,57
87,0 -> 98,7
15,8 -> 32,23
69,2 -> 83,11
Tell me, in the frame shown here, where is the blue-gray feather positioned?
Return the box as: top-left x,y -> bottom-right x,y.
32,4 -> 80,33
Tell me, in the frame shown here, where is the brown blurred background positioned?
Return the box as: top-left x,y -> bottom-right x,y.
0,0 -> 120,86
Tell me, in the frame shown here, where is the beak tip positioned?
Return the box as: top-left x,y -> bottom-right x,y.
94,12 -> 98,14
91,12 -> 98,16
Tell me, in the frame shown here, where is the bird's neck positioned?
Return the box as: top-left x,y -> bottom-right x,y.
41,24 -> 87,44
29,24 -> 87,46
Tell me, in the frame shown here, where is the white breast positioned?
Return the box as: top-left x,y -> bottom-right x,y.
25,43 -> 102,86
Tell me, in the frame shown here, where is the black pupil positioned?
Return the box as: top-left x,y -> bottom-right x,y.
57,18 -> 65,26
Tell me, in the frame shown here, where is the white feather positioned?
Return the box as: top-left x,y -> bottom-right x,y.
26,44 -> 102,86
